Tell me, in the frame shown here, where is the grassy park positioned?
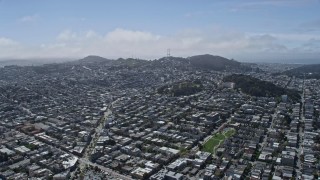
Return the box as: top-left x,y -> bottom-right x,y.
202,128 -> 235,154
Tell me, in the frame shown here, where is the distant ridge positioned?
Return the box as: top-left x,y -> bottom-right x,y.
283,64 -> 320,79
155,54 -> 250,71
77,55 -> 112,63
0,58 -> 71,67
188,54 -> 241,71
1,54 -> 252,73
0,60 -> 43,67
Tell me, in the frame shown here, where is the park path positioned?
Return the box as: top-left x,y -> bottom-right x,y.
212,129 -> 234,154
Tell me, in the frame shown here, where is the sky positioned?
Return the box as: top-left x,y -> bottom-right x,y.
0,0 -> 320,63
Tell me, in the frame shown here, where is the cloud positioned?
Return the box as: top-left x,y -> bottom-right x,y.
18,14 -> 39,23
0,37 -> 23,59
270,33 -> 320,41
298,19 -> 320,32
229,0 -> 318,12
245,34 -> 287,52
105,28 -> 161,43
299,39 -> 320,52
0,37 -> 19,47
184,11 -> 211,18
57,30 -> 78,41
0,28 -> 320,62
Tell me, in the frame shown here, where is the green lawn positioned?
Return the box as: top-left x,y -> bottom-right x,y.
202,139 -> 220,153
214,134 -> 225,140
202,128 -> 235,154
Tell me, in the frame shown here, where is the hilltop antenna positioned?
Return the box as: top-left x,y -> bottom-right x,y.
167,49 -> 171,58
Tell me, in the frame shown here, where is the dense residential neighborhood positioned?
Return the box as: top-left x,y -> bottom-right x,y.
0,56 -> 319,179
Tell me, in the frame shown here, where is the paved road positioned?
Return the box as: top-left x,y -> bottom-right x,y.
83,108 -> 112,158
250,105 -> 278,172
37,141 -> 131,180
75,99 -> 134,179
79,158 -> 133,180
13,95 -> 131,179
77,110 -> 110,173
264,107 -> 278,146
297,79 -> 305,178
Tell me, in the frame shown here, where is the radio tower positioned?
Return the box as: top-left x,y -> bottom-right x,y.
167,48 -> 171,58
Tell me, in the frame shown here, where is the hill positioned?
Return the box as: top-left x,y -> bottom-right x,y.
76,55 -> 112,64
0,58 -> 72,67
156,54 -> 252,72
1,54 -> 252,72
223,74 -> 301,102
157,80 -> 203,97
283,64 -> 320,79
115,58 -> 148,67
188,54 -> 251,71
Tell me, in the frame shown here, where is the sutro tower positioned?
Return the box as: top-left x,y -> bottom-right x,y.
167,48 -> 171,58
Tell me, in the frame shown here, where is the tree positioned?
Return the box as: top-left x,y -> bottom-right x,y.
94,166 -> 99,172
0,153 -> 8,162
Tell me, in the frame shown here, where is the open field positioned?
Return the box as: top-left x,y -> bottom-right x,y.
202,128 -> 235,154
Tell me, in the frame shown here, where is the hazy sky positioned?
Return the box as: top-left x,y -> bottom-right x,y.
0,0 -> 320,63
